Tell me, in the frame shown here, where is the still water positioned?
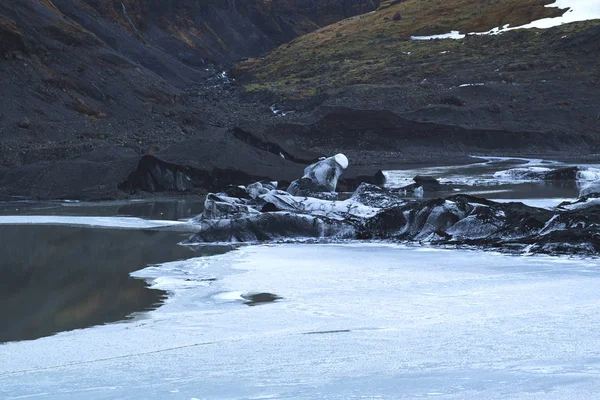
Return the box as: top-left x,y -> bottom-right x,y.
0,221 -> 230,343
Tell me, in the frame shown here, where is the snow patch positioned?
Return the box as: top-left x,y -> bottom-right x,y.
411,30 -> 465,40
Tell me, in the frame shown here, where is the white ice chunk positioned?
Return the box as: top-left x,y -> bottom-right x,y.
493,167 -> 552,181
334,153 -> 349,169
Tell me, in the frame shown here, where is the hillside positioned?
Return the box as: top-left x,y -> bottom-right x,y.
237,0 -> 600,98
0,0 -> 379,166
0,0 -> 599,200
233,0 -> 600,163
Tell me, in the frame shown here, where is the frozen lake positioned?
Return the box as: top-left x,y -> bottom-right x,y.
2,244 -> 600,399
2,154 -> 600,399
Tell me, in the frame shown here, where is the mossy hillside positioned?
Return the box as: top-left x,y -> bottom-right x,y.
236,0 -> 596,98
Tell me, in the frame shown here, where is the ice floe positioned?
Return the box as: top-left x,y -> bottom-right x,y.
0,215 -> 188,229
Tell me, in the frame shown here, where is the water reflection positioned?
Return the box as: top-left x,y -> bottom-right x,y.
0,224 -> 229,343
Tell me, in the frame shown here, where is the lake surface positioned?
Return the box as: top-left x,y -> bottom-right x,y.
1,155 -> 599,399
384,156 -> 600,201
0,222 -> 230,343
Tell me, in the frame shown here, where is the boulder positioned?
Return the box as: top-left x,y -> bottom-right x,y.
17,118 -> 30,129
393,175 -> 441,197
413,175 -> 442,190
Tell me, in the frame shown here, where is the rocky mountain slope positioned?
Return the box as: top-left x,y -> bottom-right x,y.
0,0 -> 599,200
0,0 -> 379,163
236,0 -> 600,158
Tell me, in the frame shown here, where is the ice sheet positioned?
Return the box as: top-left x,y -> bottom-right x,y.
0,215 -> 188,229
2,244 -> 600,399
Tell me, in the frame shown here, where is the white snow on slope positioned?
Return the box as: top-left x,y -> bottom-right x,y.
411,30 -> 465,40
2,244 -> 600,399
489,0 -> 600,31
411,0 -> 600,40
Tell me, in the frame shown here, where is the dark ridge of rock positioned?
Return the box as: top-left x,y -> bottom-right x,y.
259,108 -> 598,165
542,167 -> 580,181
0,156 -> 139,201
337,170 -> 386,192
231,127 -> 316,164
118,155 -> 269,194
413,175 -> 441,188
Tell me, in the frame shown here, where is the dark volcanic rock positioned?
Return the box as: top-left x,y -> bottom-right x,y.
394,175 -> 442,196
543,167 -> 579,181
337,169 -> 386,192
413,175 -> 441,189
118,155 -> 268,194
257,108 -> 598,168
